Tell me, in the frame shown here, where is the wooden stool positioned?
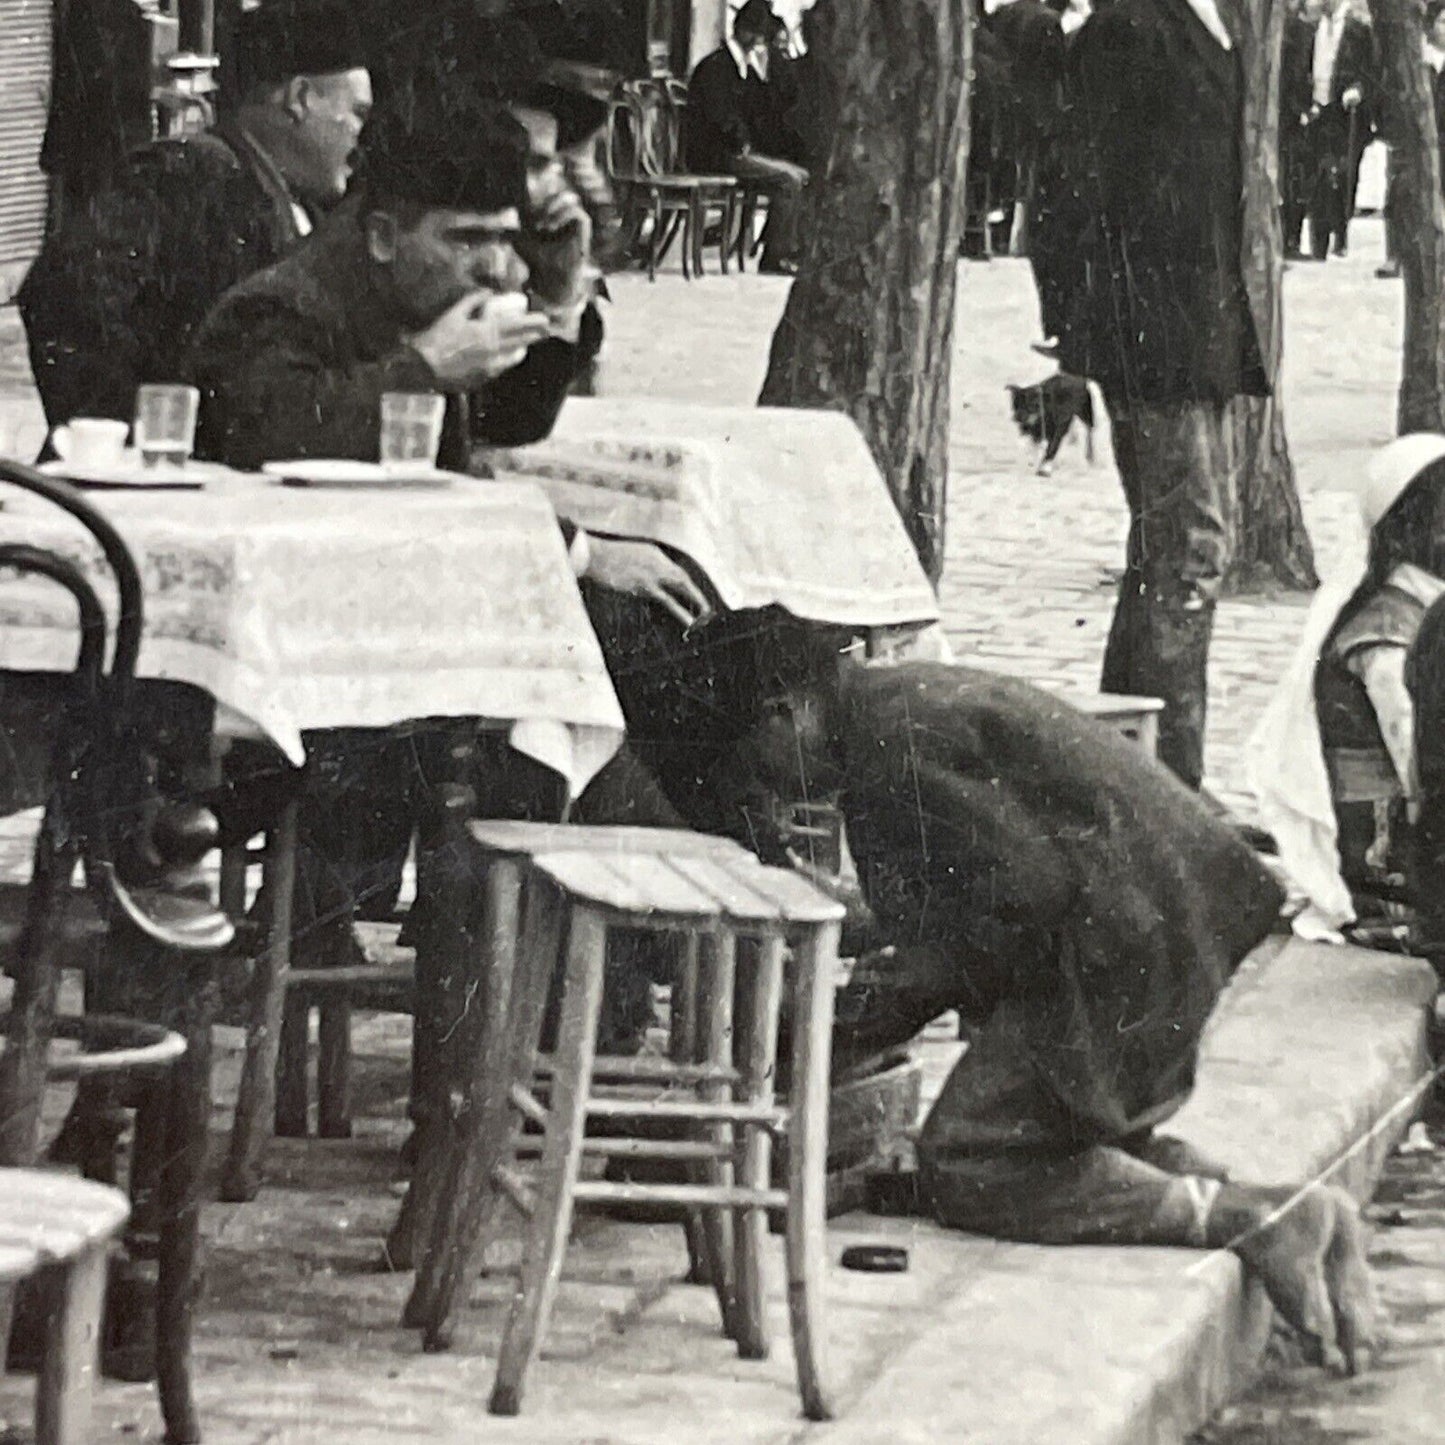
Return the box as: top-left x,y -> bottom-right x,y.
0,1169 -> 130,1445
403,822 -> 844,1420
1071,693 -> 1165,756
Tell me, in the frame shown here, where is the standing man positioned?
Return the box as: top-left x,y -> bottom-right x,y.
687,0 -> 809,274
1059,0 -> 1268,789
1301,0 -> 1374,259
1282,0 -> 1323,260
17,0 -> 372,433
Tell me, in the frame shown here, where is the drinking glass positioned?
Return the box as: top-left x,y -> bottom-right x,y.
134,385 -> 200,468
379,393 -> 446,473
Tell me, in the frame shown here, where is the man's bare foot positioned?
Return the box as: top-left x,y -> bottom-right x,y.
1229,1184 -> 1378,1375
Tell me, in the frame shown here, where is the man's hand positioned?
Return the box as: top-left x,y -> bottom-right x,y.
516,180 -> 594,313
1342,85 -> 1363,112
584,537 -> 711,627
407,291 -> 551,386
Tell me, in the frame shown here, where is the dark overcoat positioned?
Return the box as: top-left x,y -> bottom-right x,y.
1051,0 -> 1268,405
17,126 -> 305,431
833,663 -> 1284,1141
186,204 -> 599,472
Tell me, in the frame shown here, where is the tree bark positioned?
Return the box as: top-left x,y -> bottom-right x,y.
757,0 -> 973,589
1368,0 -> 1445,432
1224,0 -> 1318,593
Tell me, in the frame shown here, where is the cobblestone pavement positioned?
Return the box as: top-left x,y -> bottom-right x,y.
0,217 -> 1409,818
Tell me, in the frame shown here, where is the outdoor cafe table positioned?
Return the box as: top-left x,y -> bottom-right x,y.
0,467 -> 625,790
0,462 -> 627,1188
486,397 -> 943,637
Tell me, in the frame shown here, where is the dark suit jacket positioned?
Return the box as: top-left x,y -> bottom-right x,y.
1051,0 -> 1268,404
686,46 -> 763,171
1304,13 -> 1375,114
832,663 -> 1283,1140
18,124 -> 306,431
187,205 -> 598,473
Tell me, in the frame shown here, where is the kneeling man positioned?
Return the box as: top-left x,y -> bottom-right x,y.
710,655 -> 1378,1375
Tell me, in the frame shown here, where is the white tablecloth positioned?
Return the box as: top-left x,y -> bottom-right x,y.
0,470 -> 624,797
489,399 -> 941,631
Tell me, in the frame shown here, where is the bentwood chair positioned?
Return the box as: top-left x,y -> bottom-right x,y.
0,457 -> 234,1444
606,82 -> 735,281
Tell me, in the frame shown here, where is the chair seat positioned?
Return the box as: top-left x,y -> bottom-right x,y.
0,1012 -> 186,1081
0,1168 -> 130,1266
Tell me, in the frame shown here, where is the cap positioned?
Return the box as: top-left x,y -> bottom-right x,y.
356,91 -> 529,213
234,0 -> 370,91
1362,433 -> 1445,529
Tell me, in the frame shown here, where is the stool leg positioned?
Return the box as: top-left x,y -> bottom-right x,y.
317,998 -> 353,1139
126,1075 -> 169,1256
222,799 -> 298,1201
35,1243 -> 109,1445
719,192 -> 733,276
667,935 -> 709,1285
698,931 -> 739,1341
489,901 -> 607,1417
733,934 -> 785,1361
786,921 -> 840,1422
275,996 -> 310,1138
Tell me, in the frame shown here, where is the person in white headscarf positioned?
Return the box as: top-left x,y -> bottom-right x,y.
1250,434 -> 1445,942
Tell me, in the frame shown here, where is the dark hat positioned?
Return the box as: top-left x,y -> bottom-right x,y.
733,0 -> 778,39
234,0 -> 370,90
355,91 -> 529,213
518,64 -> 609,151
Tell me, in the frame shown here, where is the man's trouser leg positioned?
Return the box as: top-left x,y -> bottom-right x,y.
731,152 -> 809,268
918,996 -> 1226,1247
1100,395 -> 1232,790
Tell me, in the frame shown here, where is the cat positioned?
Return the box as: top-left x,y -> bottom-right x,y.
1007,373 -> 1095,476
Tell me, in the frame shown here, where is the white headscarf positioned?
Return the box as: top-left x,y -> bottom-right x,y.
1248,434 -> 1445,940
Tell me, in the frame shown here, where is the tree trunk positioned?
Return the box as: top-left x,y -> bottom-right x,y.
757,0 -> 972,589
1224,0 -> 1318,593
1368,0 -> 1445,432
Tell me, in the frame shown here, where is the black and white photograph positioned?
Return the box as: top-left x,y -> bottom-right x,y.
0,0 -> 1443,1440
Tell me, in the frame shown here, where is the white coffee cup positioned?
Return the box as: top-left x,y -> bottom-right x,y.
51,418 -> 129,469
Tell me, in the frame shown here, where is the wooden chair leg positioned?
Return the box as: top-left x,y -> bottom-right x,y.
404,859 -> 528,1330
155,966 -> 214,1445
317,997 -> 352,1139
35,1243 -> 109,1445
785,921 -> 840,1422
126,1076 -> 169,1256
0,841 -> 74,1167
719,193 -> 733,276
697,931 -> 739,1341
275,995 -> 310,1138
690,192 -> 706,279
647,191 -> 662,282
732,934 -> 784,1361
488,901 -> 608,1417
222,798 -> 298,1201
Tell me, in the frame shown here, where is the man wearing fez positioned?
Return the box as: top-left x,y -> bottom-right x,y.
1051,0 -> 1268,790
18,0 -> 373,435
188,96 -> 710,962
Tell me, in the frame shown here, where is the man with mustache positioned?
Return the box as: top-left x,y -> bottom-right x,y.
18,0 -> 373,437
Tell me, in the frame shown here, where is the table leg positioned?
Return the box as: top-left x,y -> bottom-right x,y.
156,961 -> 215,1445
220,798 -> 298,1203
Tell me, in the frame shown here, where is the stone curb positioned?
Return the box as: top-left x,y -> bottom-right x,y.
795,940 -> 1437,1445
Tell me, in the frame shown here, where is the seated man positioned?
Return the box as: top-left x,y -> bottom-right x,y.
687,0 -> 809,274
187,91 -> 708,938
18,0 -> 373,434
693,651 -> 1378,1375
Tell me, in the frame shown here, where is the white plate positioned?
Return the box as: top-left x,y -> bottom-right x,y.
262,460 -> 452,489
39,455 -> 211,490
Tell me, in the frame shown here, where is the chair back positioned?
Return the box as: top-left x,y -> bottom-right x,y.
605,92 -> 643,186
621,79 -> 682,179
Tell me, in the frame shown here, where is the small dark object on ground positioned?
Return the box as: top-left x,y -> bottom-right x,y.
1007,373 -> 1096,475
840,1244 -> 909,1273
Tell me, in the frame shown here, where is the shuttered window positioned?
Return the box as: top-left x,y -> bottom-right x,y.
0,0 -> 52,289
